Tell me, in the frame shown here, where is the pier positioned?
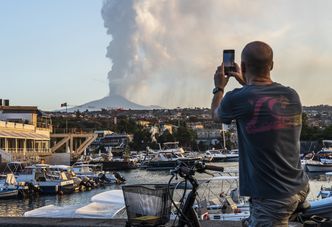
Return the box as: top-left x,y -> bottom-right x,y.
0,217 -> 303,226
50,133 -> 97,157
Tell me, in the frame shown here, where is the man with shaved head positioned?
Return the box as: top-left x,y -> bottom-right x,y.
211,41 -> 309,226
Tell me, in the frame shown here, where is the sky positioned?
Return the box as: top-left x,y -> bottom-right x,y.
1,0 -> 332,110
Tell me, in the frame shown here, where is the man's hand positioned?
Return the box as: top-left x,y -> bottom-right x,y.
229,63 -> 246,86
214,63 -> 229,89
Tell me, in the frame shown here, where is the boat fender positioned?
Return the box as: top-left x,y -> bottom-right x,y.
202,212 -> 210,220
113,171 -> 126,183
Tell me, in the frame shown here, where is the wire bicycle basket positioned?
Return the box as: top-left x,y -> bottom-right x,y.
122,184 -> 175,227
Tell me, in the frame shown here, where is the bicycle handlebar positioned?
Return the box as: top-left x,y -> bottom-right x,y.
204,164 -> 224,172
169,161 -> 224,227
171,161 -> 224,177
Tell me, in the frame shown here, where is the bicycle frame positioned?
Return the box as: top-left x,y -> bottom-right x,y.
176,174 -> 200,227
169,161 -> 225,227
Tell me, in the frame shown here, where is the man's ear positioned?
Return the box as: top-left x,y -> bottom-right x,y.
241,62 -> 246,74
270,61 -> 274,71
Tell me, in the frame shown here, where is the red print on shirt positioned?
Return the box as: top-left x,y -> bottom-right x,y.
246,96 -> 301,134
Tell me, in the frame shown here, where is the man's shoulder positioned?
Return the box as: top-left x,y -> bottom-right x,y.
271,82 -> 294,89
226,87 -> 247,96
273,83 -> 300,96
222,87 -> 252,105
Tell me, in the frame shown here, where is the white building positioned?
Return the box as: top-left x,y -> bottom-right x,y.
0,101 -> 52,162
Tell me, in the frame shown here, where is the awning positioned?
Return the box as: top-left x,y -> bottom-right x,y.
0,130 -> 49,140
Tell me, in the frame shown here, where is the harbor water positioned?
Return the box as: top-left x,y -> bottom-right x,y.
0,162 -> 330,217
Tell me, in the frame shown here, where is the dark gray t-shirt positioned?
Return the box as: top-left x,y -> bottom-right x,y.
218,82 -> 308,198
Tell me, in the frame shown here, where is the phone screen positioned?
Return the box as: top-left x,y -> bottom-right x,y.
223,50 -> 235,68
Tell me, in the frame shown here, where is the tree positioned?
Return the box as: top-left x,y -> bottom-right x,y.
301,113 -> 322,140
116,118 -> 140,134
130,128 -> 152,151
197,141 -> 209,152
157,129 -> 175,145
174,125 -> 197,149
323,126 -> 332,140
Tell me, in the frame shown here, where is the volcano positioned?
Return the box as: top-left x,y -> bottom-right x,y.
68,95 -> 162,112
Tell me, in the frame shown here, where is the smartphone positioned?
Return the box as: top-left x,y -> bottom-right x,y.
223,49 -> 235,74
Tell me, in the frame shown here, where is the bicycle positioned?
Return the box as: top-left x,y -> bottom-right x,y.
168,161 -> 225,227
168,161 -> 332,227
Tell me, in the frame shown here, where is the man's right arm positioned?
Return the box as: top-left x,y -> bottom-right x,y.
211,88 -> 224,122
211,64 -> 228,122
211,62 -> 245,123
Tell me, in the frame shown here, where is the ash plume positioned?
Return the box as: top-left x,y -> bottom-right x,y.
101,0 -> 332,107
101,0 -> 230,107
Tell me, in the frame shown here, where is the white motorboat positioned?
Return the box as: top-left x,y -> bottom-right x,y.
72,162 -> 104,178
0,173 -> 19,199
305,140 -> 332,172
49,165 -> 84,191
24,189 -> 125,218
141,142 -> 200,171
75,190 -> 126,218
194,174 -> 249,221
71,162 -> 122,185
317,172 -> 332,199
203,149 -> 226,162
204,149 -> 239,163
224,149 -> 239,162
16,164 -> 74,194
305,160 -> 332,172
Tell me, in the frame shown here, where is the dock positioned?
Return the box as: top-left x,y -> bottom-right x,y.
0,217 -> 303,226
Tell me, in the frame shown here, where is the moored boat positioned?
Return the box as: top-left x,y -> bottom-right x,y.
71,162 -> 125,185
203,149 -> 226,162
16,164 -> 74,195
0,188 -> 19,199
0,173 -> 19,199
141,142 -> 201,171
141,151 -> 200,171
305,160 -> 332,172
24,189 -> 125,218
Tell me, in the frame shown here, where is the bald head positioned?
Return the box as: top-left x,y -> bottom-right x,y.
241,41 -> 273,77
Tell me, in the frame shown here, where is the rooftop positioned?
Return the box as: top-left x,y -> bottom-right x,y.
0,106 -> 39,113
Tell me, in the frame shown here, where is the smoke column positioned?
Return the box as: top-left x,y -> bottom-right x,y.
101,0 -> 137,96
101,0 -> 332,107
101,0 -> 243,107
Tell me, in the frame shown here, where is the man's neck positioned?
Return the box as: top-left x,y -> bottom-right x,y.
246,74 -> 273,85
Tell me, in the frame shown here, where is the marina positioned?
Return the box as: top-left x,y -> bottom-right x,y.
0,103 -> 332,224
0,102 -> 332,225
0,162 -> 331,218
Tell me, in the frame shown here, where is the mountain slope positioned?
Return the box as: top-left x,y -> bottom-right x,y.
68,95 -> 161,111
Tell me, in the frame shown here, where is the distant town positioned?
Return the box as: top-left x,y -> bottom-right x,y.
49,104 -> 332,153
303,105 -> 332,128
1,99 -> 331,166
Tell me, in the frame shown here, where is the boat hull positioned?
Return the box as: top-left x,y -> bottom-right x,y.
306,163 -> 332,172
39,181 -> 74,195
142,158 -> 200,171
208,157 -> 226,162
224,157 -> 239,162
0,189 -> 19,199
72,161 -> 138,171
